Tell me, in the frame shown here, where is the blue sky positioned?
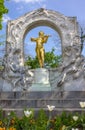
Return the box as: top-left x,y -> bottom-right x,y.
4,0 -> 85,21
0,0 -> 85,57
4,0 -> 85,20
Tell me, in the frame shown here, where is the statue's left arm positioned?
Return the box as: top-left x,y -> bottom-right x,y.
43,35 -> 51,43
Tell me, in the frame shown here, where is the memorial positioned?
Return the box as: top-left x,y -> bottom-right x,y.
0,8 -> 85,115
1,8 -> 85,91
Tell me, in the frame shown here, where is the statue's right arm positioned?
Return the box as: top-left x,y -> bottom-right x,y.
30,38 -> 37,42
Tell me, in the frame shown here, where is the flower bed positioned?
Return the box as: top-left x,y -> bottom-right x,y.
0,108 -> 84,130
0,102 -> 85,130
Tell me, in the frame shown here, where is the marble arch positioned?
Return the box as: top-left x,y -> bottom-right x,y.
1,8 -> 85,91
6,8 -> 80,68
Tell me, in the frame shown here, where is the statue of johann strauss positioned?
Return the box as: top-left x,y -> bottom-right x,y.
31,31 -> 51,68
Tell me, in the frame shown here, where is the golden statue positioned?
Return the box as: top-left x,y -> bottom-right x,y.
31,31 -> 51,68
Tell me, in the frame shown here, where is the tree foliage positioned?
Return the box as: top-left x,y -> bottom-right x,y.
25,56 -> 39,69
79,25 -> 85,43
25,49 -> 62,69
0,0 -> 8,30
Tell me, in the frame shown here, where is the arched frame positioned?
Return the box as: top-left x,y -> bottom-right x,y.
6,8 -> 81,69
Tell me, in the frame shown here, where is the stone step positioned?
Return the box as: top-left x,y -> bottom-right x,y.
0,98 -> 84,109
0,91 -> 85,117
0,91 -> 85,99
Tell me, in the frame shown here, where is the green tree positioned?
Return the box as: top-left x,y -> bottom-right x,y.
0,0 -> 8,30
25,49 -> 62,69
78,23 -> 85,52
44,48 -> 62,68
25,56 -> 39,69
0,1 -> 8,71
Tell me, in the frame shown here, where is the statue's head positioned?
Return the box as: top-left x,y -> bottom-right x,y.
39,31 -> 44,37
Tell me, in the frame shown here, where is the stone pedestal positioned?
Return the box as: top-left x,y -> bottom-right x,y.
29,68 -> 51,91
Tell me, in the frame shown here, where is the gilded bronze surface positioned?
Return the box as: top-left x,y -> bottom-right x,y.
31,31 -> 51,68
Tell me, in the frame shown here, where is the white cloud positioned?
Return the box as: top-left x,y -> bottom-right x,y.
13,0 -> 45,4
3,15 -> 11,23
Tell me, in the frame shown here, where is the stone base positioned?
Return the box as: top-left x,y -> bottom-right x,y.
29,83 -> 51,91
33,68 -> 50,84
30,68 -> 51,91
